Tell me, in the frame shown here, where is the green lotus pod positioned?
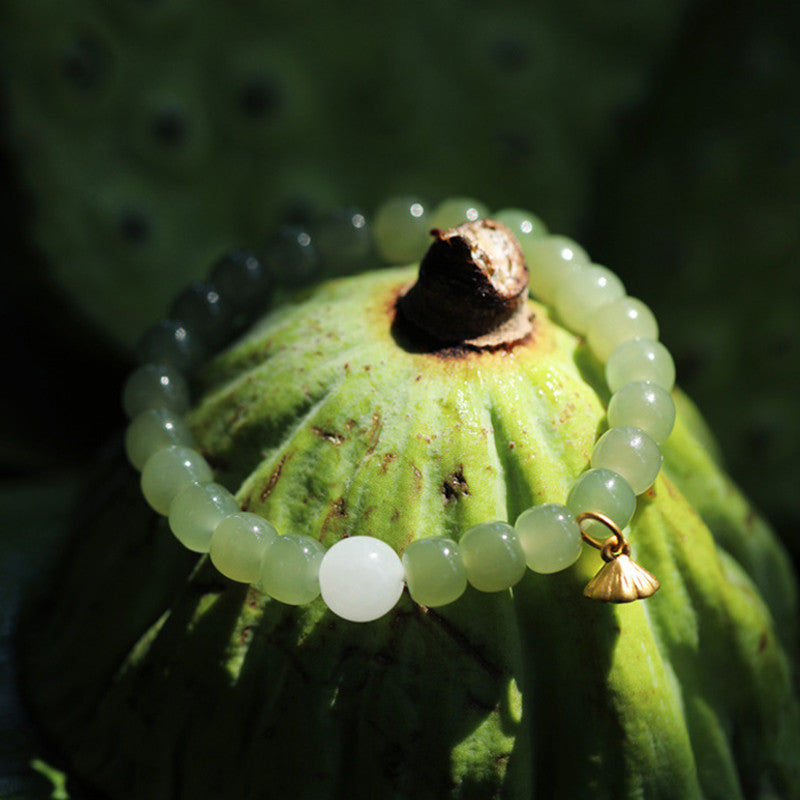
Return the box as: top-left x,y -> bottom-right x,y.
0,0 -> 693,344
20,235 -> 800,799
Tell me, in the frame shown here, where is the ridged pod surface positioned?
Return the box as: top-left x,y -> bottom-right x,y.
21,266 -> 800,799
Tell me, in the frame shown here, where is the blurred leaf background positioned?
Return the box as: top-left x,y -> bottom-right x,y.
0,0 -> 798,792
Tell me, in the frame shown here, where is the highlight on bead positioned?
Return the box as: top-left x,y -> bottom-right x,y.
122,195 -> 674,622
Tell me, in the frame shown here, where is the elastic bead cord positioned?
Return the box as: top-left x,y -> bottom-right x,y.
123,197 -> 675,622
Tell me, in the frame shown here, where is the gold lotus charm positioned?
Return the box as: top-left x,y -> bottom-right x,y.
583,552 -> 661,603
576,510 -> 660,604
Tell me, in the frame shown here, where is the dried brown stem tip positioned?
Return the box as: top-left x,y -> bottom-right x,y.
399,219 -> 532,347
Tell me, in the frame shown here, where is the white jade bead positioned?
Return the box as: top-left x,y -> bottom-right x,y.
318,536 -> 405,622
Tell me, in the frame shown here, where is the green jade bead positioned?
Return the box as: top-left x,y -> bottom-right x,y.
554,263 -> 626,335
169,283 -> 230,350
210,512 -> 278,583
459,521 -> 527,593
122,363 -> 189,419
607,381 -> 676,444
125,408 -> 194,470
606,338 -> 676,393
586,297 -> 659,362
591,426 -> 662,495
136,319 -> 204,373
429,197 -> 489,230
140,445 -> 213,515
373,196 -> 431,264
567,468 -> 636,534
259,533 -> 326,605
264,227 -> 320,289
514,504 -> 583,574
524,235 -> 589,305
493,208 -> 548,257
209,251 -> 271,316
315,209 -> 371,275
402,537 -> 467,607
168,481 -> 240,553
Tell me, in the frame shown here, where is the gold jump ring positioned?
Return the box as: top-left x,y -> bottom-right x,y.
575,510 -> 627,555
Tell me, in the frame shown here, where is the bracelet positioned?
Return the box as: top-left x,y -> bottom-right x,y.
122,196 -> 673,622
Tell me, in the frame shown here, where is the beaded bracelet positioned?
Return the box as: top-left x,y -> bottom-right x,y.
122,196 -> 674,622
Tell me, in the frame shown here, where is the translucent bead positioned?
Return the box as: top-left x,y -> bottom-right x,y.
314,208 -> 372,275
264,226 -> 320,289
125,408 -> 194,470
318,536 -> 405,622
524,235 -> 589,305
210,512 -> 278,583
586,297 -> 659,362
566,468 -> 636,532
514,504 -> 583,574
122,363 -> 189,419
492,208 -> 548,259
459,521 -> 526,593
208,250 -> 272,316
607,382 -> 676,444
429,197 -> 489,230
591,426 -> 662,495
168,481 -> 239,553
373,196 -> 431,264
259,533 -> 326,605
402,537 -> 467,607
606,338 -> 676,393
136,319 -> 203,374
554,264 -> 626,334
140,445 -> 212,515
168,282 -> 230,350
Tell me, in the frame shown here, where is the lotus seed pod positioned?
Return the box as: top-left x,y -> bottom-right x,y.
0,0 -> 700,348
18,220 -> 800,800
